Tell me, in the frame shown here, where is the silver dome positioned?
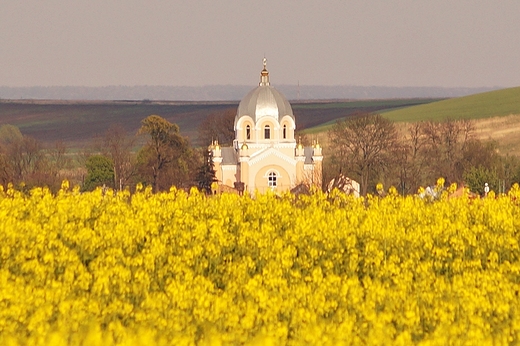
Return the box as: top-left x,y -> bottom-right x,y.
235,59 -> 294,125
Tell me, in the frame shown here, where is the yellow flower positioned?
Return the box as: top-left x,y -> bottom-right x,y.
60,179 -> 70,191
1,183 -> 519,344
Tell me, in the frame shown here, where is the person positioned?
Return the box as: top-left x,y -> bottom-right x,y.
484,183 -> 490,197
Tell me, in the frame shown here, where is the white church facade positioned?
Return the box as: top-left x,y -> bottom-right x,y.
209,59 -> 323,194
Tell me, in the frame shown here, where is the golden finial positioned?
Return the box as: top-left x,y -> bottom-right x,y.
259,57 -> 270,85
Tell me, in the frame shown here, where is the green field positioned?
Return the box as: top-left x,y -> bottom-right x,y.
300,86 -> 520,157
382,86 -> 520,122
300,99 -> 443,134
290,98 -> 439,135
303,87 -> 520,135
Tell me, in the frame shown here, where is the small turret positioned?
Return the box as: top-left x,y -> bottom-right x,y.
312,138 -> 323,170
296,136 -> 305,157
313,139 -> 322,157
240,142 -> 249,157
213,140 -> 222,158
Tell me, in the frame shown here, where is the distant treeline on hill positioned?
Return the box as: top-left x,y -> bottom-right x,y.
0,85 -> 499,101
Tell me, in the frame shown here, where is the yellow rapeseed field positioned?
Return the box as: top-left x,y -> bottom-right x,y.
1,182 -> 520,345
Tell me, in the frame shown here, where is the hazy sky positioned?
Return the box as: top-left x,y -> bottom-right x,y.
1,1 -> 519,88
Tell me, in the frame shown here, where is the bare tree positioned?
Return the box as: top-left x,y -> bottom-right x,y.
5,136 -> 44,182
328,113 -> 398,195
103,124 -> 137,190
417,119 -> 476,184
460,119 -> 475,152
198,109 -> 236,146
0,148 -> 10,186
408,123 -> 424,160
48,141 -> 70,176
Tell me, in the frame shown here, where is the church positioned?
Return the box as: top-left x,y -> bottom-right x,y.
210,59 -> 323,194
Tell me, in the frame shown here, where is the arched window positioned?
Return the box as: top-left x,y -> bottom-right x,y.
246,125 -> 251,140
268,171 -> 277,188
283,124 -> 287,139
264,125 -> 271,139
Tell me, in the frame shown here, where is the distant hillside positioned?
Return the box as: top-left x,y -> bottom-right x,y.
382,86 -> 520,122
0,100 -> 236,148
0,98 -> 438,148
0,85 -> 498,101
300,87 -> 520,157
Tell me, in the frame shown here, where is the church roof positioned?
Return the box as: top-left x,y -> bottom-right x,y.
304,147 -> 314,164
221,147 -> 238,165
235,58 -> 294,125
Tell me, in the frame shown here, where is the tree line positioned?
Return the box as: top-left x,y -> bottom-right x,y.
0,115 -> 218,194
326,112 -> 520,196
2,110 -> 520,195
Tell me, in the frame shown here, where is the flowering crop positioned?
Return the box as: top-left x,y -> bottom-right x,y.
1,183 -> 520,345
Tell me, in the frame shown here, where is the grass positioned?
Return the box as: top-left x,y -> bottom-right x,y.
472,114 -> 520,156
381,86 -> 520,122
299,99 -> 440,134
302,87 -> 520,157
293,98 -> 436,110
302,121 -> 338,135
294,98 -> 438,133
